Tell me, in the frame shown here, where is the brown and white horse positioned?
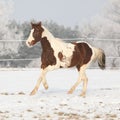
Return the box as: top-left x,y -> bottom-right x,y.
26,22 -> 105,97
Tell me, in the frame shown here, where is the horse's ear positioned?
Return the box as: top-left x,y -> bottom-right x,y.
31,22 -> 35,28
38,22 -> 42,26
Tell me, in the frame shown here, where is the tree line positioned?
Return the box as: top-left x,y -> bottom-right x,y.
0,0 -> 120,68
0,20 -> 81,68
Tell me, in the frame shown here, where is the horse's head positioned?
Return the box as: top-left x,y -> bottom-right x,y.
26,22 -> 44,47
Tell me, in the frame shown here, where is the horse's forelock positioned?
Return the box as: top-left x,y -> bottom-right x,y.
31,22 -> 42,28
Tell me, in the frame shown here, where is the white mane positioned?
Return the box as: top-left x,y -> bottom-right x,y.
42,26 -> 55,40
42,25 -> 64,43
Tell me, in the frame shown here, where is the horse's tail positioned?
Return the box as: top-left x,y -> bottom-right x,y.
92,47 -> 106,70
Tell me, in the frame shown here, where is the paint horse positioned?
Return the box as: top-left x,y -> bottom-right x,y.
26,22 -> 105,97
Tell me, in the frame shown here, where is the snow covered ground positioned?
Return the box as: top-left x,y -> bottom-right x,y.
0,68 -> 120,120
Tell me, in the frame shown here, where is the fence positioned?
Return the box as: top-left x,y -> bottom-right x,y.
0,38 -> 120,69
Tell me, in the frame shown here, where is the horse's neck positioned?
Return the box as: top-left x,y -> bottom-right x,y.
41,26 -> 66,50
42,26 -> 55,40
40,37 -> 52,51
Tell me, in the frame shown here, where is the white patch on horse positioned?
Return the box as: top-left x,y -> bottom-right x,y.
42,26 -> 75,68
59,43 -> 75,67
26,29 -> 34,47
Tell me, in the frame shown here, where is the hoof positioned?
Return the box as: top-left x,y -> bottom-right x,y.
30,89 -> 37,96
44,85 -> 49,90
67,90 -> 73,94
80,93 -> 86,98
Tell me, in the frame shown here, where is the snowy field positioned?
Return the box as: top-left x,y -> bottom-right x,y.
0,68 -> 120,120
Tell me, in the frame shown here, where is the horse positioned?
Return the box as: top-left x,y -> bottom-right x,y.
26,22 -> 105,97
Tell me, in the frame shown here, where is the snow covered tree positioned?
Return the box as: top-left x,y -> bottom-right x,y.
105,0 -> 120,24
80,0 -> 120,39
0,0 -> 23,40
79,0 -> 120,68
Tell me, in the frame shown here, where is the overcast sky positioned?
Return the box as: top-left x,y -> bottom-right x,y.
13,0 -> 108,27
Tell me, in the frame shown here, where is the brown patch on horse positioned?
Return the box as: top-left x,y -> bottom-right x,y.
69,45 -> 81,67
69,42 -> 92,70
41,37 -> 56,69
58,52 -> 63,61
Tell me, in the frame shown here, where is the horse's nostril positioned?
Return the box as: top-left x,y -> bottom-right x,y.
28,42 -> 31,45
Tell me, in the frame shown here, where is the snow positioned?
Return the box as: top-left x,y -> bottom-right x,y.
0,69 -> 120,120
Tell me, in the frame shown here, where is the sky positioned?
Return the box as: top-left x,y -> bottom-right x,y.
12,0 -> 108,27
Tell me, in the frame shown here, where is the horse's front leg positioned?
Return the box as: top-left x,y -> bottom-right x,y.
30,69 -> 48,95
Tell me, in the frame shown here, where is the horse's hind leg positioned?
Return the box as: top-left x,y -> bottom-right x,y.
67,65 -> 82,94
67,76 -> 82,94
80,71 -> 88,97
42,77 -> 48,90
68,64 -> 88,97
79,65 -> 88,97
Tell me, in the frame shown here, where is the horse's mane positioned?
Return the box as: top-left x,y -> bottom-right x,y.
42,25 -> 64,44
42,26 -> 54,39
